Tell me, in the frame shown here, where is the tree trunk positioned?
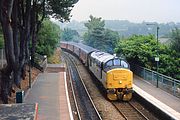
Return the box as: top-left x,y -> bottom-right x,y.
1,66 -> 12,104
0,0 -> 31,103
0,0 -> 15,103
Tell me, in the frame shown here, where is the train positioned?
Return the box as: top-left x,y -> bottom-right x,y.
60,41 -> 133,101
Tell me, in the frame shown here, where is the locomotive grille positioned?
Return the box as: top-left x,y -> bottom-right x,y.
113,73 -> 127,81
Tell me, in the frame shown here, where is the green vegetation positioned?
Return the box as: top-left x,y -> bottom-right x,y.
61,28 -> 80,42
36,19 -> 61,57
115,35 -> 180,79
59,17 -> 180,80
0,0 -> 78,103
83,15 -> 119,53
170,28 -> 180,53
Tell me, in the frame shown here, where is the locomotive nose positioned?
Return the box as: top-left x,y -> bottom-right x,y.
106,68 -> 133,88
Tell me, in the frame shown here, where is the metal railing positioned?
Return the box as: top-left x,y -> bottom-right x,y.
0,49 -> 47,71
33,53 -> 47,72
130,63 -> 180,98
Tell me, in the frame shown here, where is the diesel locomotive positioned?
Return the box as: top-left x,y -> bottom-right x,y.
60,42 -> 133,101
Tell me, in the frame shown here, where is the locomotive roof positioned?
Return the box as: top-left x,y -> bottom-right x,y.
90,51 -> 117,63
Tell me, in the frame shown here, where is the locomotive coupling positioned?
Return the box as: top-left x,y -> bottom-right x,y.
124,88 -> 134,94
107,89 -> 116,94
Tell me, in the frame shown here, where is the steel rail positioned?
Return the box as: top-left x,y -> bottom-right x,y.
69,53 -> 103,120
63,52 -> 82,120
111,102 -> 128,120
129,102 -> 149,120
112,101 -> 149,120
64,52 -> 102,120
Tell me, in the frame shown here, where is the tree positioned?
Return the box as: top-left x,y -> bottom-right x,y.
61,28 -> 79,42
115,35 -> 157,67
90,26 -> 105,49
104,29 -> 119,54
83,15 -> 119,53
0,0 -> 78,103
83,15 -> 105,50
115,35 -> 180,79
170,28 -> 180,53
36,19 -> 60,57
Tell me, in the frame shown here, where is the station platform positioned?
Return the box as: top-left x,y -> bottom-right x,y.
0,103 -> 38,120
133,75 -> 180,120
24,64 -> 72,120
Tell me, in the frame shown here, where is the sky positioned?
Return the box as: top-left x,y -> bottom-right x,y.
70,0 -> 180,23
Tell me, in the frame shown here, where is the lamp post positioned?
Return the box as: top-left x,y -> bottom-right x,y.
146,24 -> 159,88
28,39 -> 31,88
29,55 -> 31,88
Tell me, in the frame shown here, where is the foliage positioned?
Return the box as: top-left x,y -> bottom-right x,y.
36,19 -> 60,57
61,28 -> 79,42
47,0 -> 78,22
83,15 -> 105,49
83,15 -> 119,53
170,28 -> 180,53
115,35 -> 180,79
104,29 -> 119,53
0,0 -> 78,103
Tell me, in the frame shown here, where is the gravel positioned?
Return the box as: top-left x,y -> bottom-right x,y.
72,55 -> 125,120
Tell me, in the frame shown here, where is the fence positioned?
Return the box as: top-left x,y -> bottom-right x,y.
0,49 -> 47,71
130,63 -> 180,98
33,53 -> 47,72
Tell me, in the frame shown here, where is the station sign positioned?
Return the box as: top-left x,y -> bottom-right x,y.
155,57 -> 159,62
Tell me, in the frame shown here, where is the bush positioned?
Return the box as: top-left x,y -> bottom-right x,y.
115,35 -> 180,80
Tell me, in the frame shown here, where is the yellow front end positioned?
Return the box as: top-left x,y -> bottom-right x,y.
106,68 -> 133,101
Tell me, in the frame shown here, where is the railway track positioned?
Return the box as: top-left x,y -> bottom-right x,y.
62,50 -> 159,120
63,52 -> 102,120
112,101 -> 149,120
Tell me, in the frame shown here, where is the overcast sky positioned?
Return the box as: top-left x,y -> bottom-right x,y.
71,0 -> 180,23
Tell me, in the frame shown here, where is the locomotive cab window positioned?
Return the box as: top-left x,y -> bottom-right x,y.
113,59 -> 120,66
104,60 -> 113,68
120,60 -> 129,68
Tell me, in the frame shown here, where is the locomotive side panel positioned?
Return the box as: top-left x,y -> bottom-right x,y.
89,60 -> 100,80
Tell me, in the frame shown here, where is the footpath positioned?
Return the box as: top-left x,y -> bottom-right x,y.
24,64 -> 72,120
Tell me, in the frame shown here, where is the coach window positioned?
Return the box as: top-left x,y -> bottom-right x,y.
114,59 -> 120,66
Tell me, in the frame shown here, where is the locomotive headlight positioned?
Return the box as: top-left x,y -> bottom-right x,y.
119,81 -> 122,84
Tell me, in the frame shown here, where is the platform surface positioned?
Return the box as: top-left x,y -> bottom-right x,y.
24,64 -> 72,120
133,75 -> 180,119
0,103 -> 38,120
